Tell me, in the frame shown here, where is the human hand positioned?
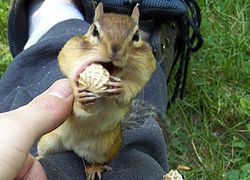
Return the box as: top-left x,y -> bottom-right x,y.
0,79 -> 73,180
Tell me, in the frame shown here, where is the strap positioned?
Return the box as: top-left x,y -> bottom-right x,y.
167,0 -> 203,108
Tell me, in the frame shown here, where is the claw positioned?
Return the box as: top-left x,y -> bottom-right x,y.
103,165 -> 112,171
77,93 -> 99,98
85,164 -> 112,180
104,81 -> 123,88
97,172 -> 101,180
77,88 -> 99,105
102,88 -> 123,98
109,76 -> 122,82
78,96 -> 99,103
78,87 -> 87,92
102,76 -> 123,98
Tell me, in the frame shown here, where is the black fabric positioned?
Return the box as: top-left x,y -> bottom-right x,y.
92,0 -> 187,23
97,0 -> 187,11
1,18 -> 168,179
8,0 -> 29,57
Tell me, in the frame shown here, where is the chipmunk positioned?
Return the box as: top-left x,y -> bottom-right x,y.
37,3 -> 156,180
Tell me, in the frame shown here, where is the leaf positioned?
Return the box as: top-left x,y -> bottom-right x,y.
240,163 -> 250,179
177,165 -> 192,171
223,170 -> 240,180
240,98 -> 250,116
232,136 -> 246,148
232,141 -> 246,148
246,123 -> 250,131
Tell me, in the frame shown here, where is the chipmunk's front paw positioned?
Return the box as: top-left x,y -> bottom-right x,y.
85,163 -> 112,180
77,88 -> 100,106
103,76 -> 123,98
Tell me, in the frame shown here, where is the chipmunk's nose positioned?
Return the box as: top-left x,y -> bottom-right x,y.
111,45 -> 120,57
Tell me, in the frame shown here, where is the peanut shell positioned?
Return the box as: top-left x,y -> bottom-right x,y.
78,63 -> 110,94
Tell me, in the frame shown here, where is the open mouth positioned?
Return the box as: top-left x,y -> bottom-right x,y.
99,62 -> 122,76
75,61 -> 122,86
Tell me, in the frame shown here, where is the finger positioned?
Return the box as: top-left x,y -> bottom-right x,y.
103,88 -> 123,94
97,172 -> 102,180
15,154 -> 35,179
104,82 -> 123,88
109,76 -> 121,82
28,79 -> 74,136
77,92 -> 99,98
16,154 -> 47,180
15,154 -> 47,180
91,173 -> 95,180
78,88 -> 91,93
82,102 -> 94,107
104,165 -> 112,171
3,79 -> 74,138
77,96 -> 99,103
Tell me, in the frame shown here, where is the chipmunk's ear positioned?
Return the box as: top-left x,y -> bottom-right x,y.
131,4 -> 140,23
94,2 -> 104,20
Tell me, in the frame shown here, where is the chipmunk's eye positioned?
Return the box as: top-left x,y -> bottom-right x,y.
132,30 -> 140,42
92,25 -> 99,37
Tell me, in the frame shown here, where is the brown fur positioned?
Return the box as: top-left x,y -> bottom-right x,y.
37,3 -> 156,178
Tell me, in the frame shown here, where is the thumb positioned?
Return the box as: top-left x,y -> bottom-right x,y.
14,79 -> 74,138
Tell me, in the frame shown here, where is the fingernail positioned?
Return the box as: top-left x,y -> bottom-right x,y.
48,91 -> 71,99
48,79 -> 73,99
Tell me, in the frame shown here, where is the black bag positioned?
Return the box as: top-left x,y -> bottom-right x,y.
92,0 -> 203,106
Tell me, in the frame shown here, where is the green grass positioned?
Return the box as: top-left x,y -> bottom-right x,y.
0,0 -> 11,76
167,0 -> 250,179
0,0 -> 249,179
